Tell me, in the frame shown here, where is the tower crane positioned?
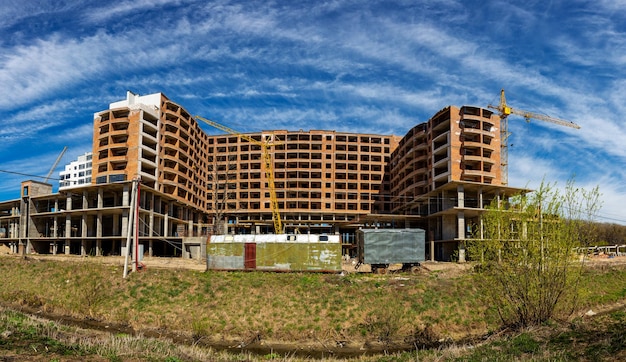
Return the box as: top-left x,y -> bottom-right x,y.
44,146 -> 68,183
487,89 -> 580,185
195,115 -> 283,234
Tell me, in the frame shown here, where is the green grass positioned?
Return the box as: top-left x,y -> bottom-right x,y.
0,256 -> 625,361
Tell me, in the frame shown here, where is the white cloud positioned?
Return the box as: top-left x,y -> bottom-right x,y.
0,0 -> 624,223
84,0 -> 187,23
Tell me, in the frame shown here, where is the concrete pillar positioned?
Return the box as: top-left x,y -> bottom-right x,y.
81,214 -> 87,237
148,209 -> 154,237
65,215 -> 71,254
122,184 -> 130,207
96,211 -> 102,256
52,206 -> 59,254
81,212 -> 88,256
457,181 -> 467,262
121,210 -> 129,249
148,206 -> 154,257
96,212 -> 102,238
19,200 -> 26,239
457,184 -> 464,208
53,216 -> 58,238
458,243 -> 466,263
458,211 -> 465,240
97,188 -> 103,208
163,202 -> 169,237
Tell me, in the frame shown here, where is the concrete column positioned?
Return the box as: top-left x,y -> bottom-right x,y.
148,205 -> 154,257
457,184 -> 465,208
96,211 -> 102,256
163,202 -> 169,237
52,211 -> 58,254
458,186 -> 467,262
52,216 -> 59,255
458,242 -> 466,263
65,215 -> 71,254
82,191 -> 88,209
121,185 -> 130,243
458,210 -> 465,240
96,240 -> 102,256
97,188 -> 103,208
149,209 -> 154,237
121,210 -> 129,246
96,212 -> 102,238
122,184 -> 130,207
81,214 -> 87,237
53,216 -> 58,238
19,201 -> 26,239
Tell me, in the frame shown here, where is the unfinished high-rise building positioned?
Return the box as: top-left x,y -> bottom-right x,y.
0,92 -> 523,261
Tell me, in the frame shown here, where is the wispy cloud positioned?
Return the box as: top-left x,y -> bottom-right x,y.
0,0 -> 625,222
0,146 -> 73,198
84,0 -> 187,23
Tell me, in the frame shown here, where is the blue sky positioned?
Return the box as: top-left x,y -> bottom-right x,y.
0,0 -> 625,223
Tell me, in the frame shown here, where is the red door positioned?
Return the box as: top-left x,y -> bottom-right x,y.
244,243 -> 256,270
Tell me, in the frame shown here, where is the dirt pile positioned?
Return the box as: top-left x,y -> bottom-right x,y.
0,244 -> 11,255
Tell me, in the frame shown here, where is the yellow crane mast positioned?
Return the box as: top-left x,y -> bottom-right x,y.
195,115 -> 283,234
487,89 -> 580,185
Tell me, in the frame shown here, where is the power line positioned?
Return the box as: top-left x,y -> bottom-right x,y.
0,169 -> 60,181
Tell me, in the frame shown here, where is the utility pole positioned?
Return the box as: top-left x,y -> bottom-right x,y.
123,178 -> 140,278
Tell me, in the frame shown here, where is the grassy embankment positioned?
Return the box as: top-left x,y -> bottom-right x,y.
0,256 -> 625,361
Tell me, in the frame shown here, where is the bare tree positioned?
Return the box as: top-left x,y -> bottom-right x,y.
207,153 -> 238,235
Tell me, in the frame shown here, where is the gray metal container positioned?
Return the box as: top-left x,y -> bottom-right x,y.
357,228 -> 425,266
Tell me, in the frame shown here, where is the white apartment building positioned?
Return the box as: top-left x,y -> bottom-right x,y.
59,152 -> 93,190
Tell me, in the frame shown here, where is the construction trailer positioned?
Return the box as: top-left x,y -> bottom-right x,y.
356,228 -> 425,273
207,234 -> 342,272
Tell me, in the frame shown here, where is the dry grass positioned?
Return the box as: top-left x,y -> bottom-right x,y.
0,255 -> 486,349
0,255 -> 625,361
